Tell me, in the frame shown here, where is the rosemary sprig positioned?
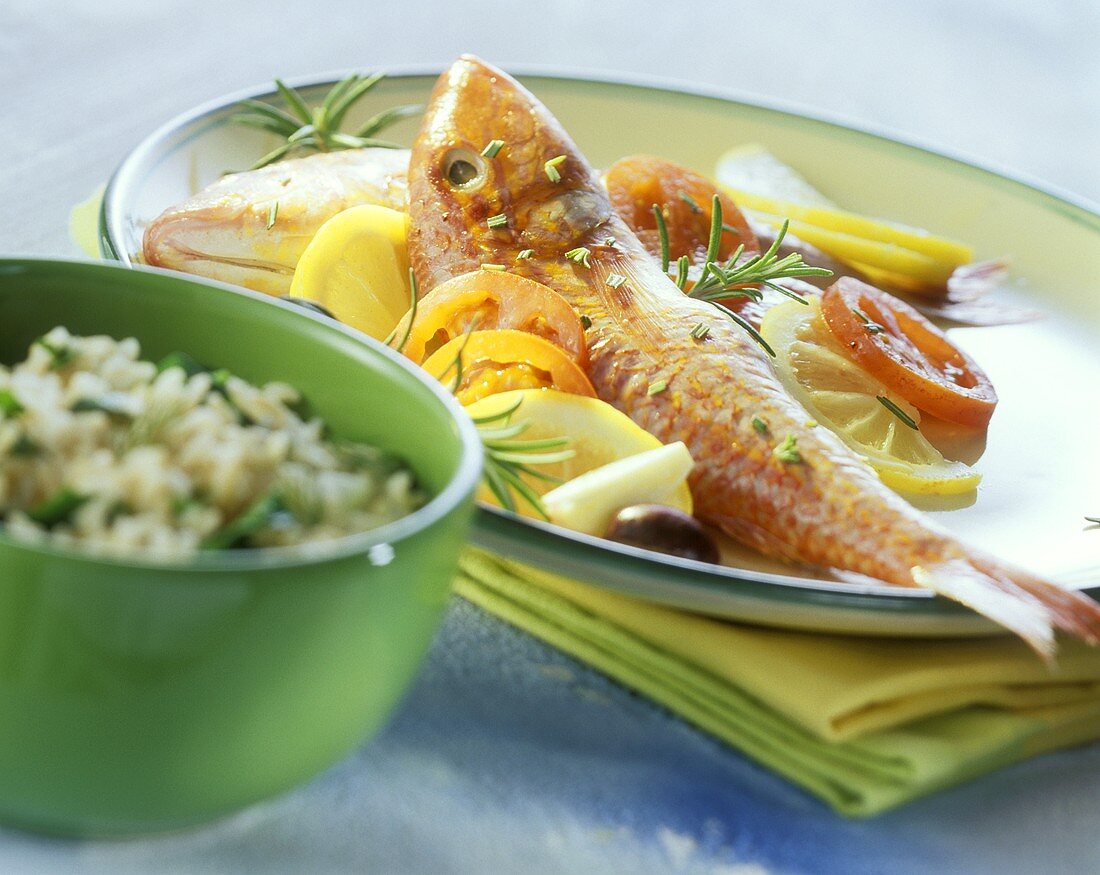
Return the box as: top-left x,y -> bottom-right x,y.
466,390 -> 574,521
689,219 -> 830,301
650,201 -> 831,356
231,73 -> 422,170
1087,516 -> 1100,525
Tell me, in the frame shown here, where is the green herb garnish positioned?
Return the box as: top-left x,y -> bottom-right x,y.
470,397 -> 573,522
1087,517 -> 1100,525
230,73 -> 422,170
28,487 -> 88,527
564,247 -> 591,268
647,380 -> 668,396
751,416 -> 768,435
0,389 -> 24,417
773,433 -> 802,464
202,492 -> 283,550
156,351 -> 208,377
34,337 -> 78,370
652,204 -> 671,273
486,213 -> 508,229
544,155 -> 567,182
516,249 -> 534,260
853,307 -> 885,334
690,322 -> 710,341
674,255 -> 690,291
383,268 -> 419,354
580,315 -> 592,329
266,201 -> 279,230
876,396 -> 919,430
481,139 -> 505,158
71,394 -> 132,418
481,263 -> 506,271
607,273 -> 627,289
678,191 -> 703,214
10,434 -> 40,457
689,219 -> 826,304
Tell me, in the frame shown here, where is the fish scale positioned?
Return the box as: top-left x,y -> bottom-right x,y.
407,55 -> 1100,659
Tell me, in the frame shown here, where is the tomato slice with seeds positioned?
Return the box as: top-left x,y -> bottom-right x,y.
421,329 -> 597,405
400,270 -> 588,366
820,278 -> 997,428
605,155 -> 760,308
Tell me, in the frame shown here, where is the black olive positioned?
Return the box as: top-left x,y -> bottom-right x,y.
604,504 -> 720,564
281,297 -> 337,320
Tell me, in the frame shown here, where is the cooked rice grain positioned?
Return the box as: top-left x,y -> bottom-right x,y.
0,327 -> 424,560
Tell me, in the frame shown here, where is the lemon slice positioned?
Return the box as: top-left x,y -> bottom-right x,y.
464,389 -> 693,516
715,145 -> 972,278
760,299 -> 981,495
541,442 -> 695,535
715,144 -> 837,208
289,205 -> 411,340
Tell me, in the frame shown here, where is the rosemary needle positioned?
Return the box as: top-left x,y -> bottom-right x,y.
481,139 -> 505,158
544,155 -> 567,182
876,396 -> 919,430
652,204 -> 671,273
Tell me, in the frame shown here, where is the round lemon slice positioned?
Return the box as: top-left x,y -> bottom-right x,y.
760,298 -> 981,495
289,205 -> 411,340
464,389 -> 693,518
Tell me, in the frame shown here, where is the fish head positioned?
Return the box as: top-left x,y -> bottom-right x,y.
408,55 -> 613,290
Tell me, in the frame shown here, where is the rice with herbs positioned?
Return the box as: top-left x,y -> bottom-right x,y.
0,327 -> 425,559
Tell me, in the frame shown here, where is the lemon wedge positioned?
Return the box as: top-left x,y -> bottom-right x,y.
289,205 -> 411,340
541,442 -> 695,535
463,389 -> 694,516
715,144 -> 837,208
715,145 -> 972,280
760,298 -> 981,495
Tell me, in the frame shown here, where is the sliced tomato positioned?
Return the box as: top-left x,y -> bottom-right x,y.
820,278 -> 997,428
605,155 -> 760,307
402,271 -> 588,367
421,329 -> 597,405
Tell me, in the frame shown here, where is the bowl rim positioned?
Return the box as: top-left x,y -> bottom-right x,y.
0,256 -> 484,572
95,64 -> 1100,619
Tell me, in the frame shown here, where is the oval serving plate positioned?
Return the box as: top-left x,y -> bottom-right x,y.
101,67 -> 1100,637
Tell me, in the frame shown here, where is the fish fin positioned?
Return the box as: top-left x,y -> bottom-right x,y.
970,557 -> 1100,649
912,559 -> 1057,664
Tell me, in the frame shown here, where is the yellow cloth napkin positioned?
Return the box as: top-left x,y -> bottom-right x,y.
455,549 -> 1100,817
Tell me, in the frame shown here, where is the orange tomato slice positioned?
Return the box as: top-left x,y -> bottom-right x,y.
421,329 -> 597,405
402,271 -> 588,367
605,155 -> 760,307
820,278 -> 998,428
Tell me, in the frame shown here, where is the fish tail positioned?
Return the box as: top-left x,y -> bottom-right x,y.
913,557 -> 1100,663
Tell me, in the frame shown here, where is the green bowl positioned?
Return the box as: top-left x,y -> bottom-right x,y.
0,258 -> 482,837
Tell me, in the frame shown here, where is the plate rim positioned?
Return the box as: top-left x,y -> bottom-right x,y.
98,63 -> 1100,633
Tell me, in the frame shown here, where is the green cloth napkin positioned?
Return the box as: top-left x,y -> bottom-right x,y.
455,549 -> 1100,817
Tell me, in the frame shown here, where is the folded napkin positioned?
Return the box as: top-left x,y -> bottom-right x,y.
456,549 -> 1100,817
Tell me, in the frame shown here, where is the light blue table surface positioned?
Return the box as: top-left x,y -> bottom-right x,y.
3,598 -> 1099,873
4,0 -> 1099,871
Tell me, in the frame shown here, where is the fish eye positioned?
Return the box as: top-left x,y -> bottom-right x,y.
442,148 -> 486,189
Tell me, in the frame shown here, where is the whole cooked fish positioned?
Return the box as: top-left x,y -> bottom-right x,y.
143,148 -> 409,295
407,55 -> 1100,657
